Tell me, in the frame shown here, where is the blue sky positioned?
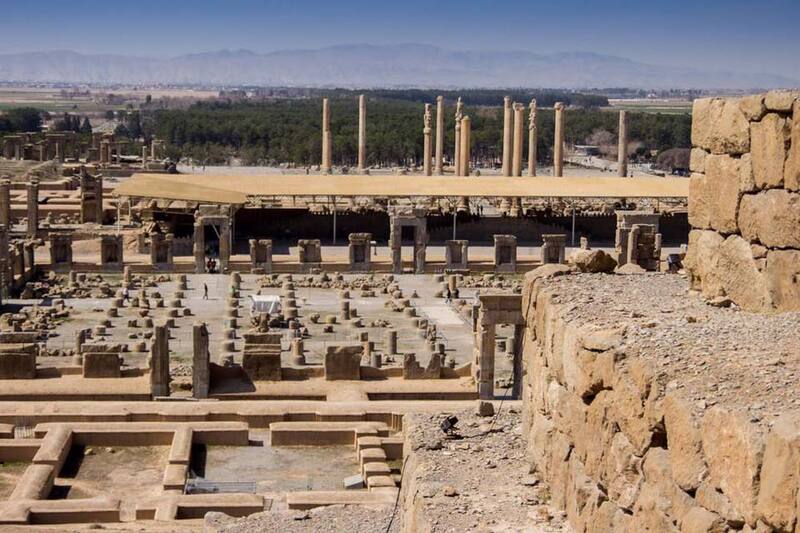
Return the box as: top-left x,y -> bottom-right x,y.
1,0 -> 797,78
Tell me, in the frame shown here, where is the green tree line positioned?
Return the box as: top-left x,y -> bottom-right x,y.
153,97 -> 690,167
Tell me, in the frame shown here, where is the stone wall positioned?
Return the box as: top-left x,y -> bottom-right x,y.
519,267 -> 800,532
686,91 -> 800,311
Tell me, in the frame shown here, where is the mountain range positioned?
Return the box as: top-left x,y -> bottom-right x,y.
0,44 -> 796,90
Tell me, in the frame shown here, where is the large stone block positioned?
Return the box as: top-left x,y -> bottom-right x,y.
739,94 -> 767,121
738,189 -> 800,248
242,351 -> 281,381
751,113 -> 789,189
0,352 -> 36,379
692,97 -> 750,155
324,345 -> 362,380
689,148 -> 707,173
764,249 -> 800,312
704,154 -> 748,233
756,413 -> 800,531
701,407 -> 765,527
663,394 -> 707,492
785,101 -> 800,191
688,172 -> 710,229
764,90 -> 798,112
82,352 -> 121,378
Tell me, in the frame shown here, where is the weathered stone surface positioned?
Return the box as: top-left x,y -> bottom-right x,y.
688,173 -> 710,229
701,407 -> 765,526
663,393 -> 706,491
738,189 -> 800,248
681,507 -> 728,533
696,480 -> 745,528
756,413 -> 800,531
569,249 -> 617,273
764,90 -> 798,112
692,97 -> 750,155
739,94 -> 767,121
686,231 -> 772,311
704,154 -> 744,233
764,249 -> 800,312
785,101 -> 800,191
690,148 -> 707,173
751,113 -> 788,189
324,345 -> 362,380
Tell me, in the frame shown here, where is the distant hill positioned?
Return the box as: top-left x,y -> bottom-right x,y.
0,45 -> 796,90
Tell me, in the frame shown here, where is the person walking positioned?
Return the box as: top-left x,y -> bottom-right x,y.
444,286 -> 452,304
122,286 -> 130,303
203,283 -> 209,300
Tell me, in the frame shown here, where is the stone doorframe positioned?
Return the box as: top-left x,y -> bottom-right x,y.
389,208 -> 428,274
193,205 -> 233,273
474,293 -> 524,400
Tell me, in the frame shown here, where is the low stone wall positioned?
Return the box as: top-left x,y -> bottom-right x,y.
520,267 -> 800,532
686,91 -> 800,312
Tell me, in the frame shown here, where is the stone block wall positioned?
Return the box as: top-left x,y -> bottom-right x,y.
520,267 -> 800,532
686,91 -> 800,311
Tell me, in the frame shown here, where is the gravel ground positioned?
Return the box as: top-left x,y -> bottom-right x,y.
401,408 -> 568,533
205,505 -> 397,533
546,272 -> 800,427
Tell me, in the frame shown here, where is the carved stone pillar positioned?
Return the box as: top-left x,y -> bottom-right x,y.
618,110 -> 629,177
434,95 -> 444,175
512,103 -> 524,177
423,103 -> 432,176
528,99 -> 538,177
502,96 -> 513,176
26,180 -> 39,238
459,116 -> 471,177
357,94 -> 367,174
554,102 -> 565,177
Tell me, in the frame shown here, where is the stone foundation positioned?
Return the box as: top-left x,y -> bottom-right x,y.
686,91 -> 800,311
520,268 -> 800,532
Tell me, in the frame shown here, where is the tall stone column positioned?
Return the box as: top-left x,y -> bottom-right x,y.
423,104 -> 433,176
434,96 -> 444,175
553,102 -> 566,177
193,221 -> 205,273
454,97 -> 463,177
512,103 -> 525,176
528,99 -> 537,177
618,110 -> 629,177
150,322 -> 170,398
321,97 -> 332,174
357,94 -> 366,174
476,319 -> 496,400
26,179 -> 39,239
192,322 -> 210,399
219,218 -> 231,272
502,96 -> 513,176
459,116 -> 471,177
0,179 -> 10,229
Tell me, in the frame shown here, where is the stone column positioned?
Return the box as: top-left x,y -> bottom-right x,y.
192,322 -> 210,399
26,179 -> 39,238
618,110 -> 629,177
459,116 -> 471,177
423,103 -> 433,176
512,103 -> 524,176
357,94 -> 367,174
512,324 -> 524,399
142,146 -> 148,167
454,97 -> 463,176
502,96 -> 513,176
385,329 -> 398,355
528,99 -> 537,177
434,96 -> 444,175
193,221 -> 205,273
321,97 -> 332,174
150,322 -> 170,398
476,318 -> 496,400
0,179 -> 10,229
23,242 -> 35,278
219,218 -> 231,272
554,102 -> 565,177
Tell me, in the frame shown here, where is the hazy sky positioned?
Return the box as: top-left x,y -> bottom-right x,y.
1,0 -> 797,78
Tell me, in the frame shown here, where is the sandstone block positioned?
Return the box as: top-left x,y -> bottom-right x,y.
705,154 -> 745,232
692,97 -> 750,155
764,249 -> 800,312
784,101 -> 800,191
570,249 -> 617,273
690,148 -> 707,173
764,90 -> 798,112
739,94 -> 767,121
755,413 -> 800,531
751,113 -> 788,189
681,507 -> 727,533
688,173 -> 711,229
738,189 -> 800,248
663,393 -> 707,491
701,407 -> 765,527
324,345 -> 362,380
695,480 -> 744,528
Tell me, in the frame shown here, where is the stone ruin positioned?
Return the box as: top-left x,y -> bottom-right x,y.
248,238 -> 272,273
493,234 -> 517,272
614,210 -> 662,271
540,233 -> 567,264
445,239 -> 469,270
348,232 -> 372,271
686,91 -> 800,311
